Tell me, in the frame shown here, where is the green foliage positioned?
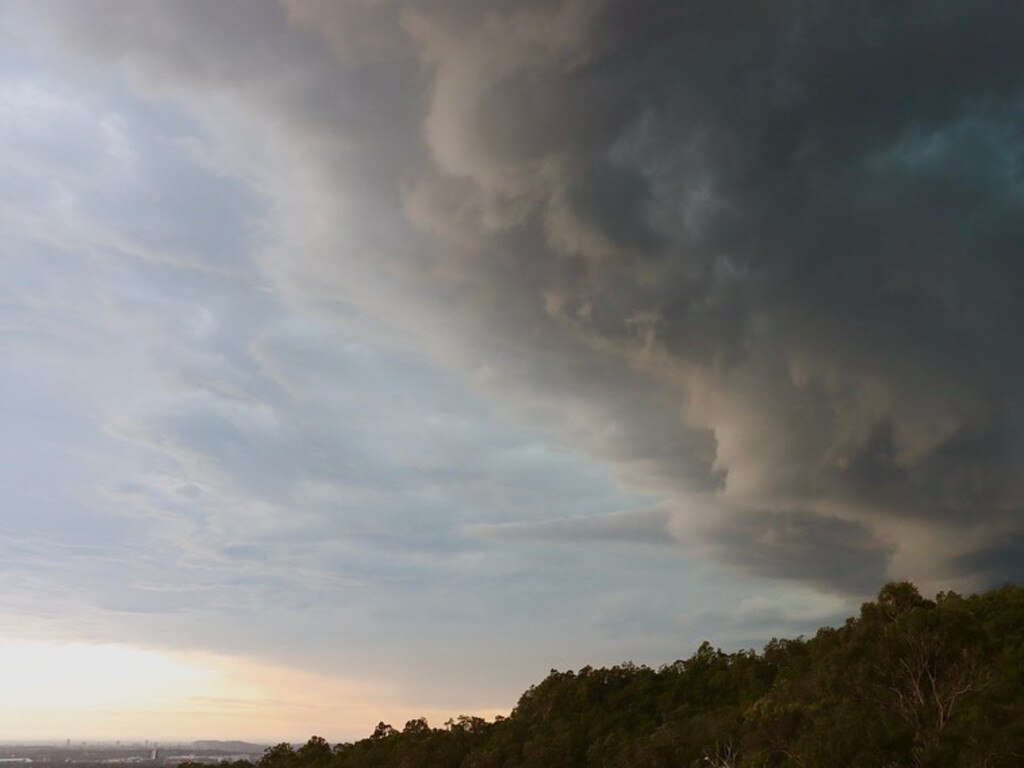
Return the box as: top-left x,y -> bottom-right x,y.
259,744 -> 297,768
280,582 -> 1024,768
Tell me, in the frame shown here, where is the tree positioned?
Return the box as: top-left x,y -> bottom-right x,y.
258,744 -> 296,768
296,737 -> 333,768
402,718 -> 431,736
371,722 -> 397,740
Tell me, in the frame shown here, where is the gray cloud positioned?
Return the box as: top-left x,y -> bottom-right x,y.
952,528 -> 1024,587
700,509 -> 892,595
295,0 -> 1023,592
467,506 -> 674,547
7,0 -> 1023,637
26,0 -> 1022,593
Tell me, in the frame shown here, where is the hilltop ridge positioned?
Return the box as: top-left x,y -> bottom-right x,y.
228,582 -> 1024,767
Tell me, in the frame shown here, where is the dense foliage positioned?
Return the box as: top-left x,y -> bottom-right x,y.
232,583 -> 1024,767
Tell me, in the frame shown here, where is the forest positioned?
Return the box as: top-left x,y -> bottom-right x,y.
207,582 -> 1024,767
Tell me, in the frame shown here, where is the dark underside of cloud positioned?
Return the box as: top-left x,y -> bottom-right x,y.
391,0 -> 1024,592
35,0 -> 1024,594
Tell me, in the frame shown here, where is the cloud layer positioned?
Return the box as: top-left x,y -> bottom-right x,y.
278,0 -> 1024,591
3,0 -> 1024,736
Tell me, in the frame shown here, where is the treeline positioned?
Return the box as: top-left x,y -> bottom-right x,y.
199,582 -> 1024,767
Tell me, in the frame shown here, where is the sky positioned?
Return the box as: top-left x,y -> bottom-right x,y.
1,0 -> 1022,744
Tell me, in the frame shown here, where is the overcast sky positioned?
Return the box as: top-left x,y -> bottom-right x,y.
2,0 -> 1022,743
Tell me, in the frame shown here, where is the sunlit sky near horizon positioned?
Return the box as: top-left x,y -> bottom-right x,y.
2,0 -> 1023,743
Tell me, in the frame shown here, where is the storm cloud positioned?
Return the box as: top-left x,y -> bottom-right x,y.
279,0 -> 1024,592
16,0 -> 1023,595
5,0 -> 1023,668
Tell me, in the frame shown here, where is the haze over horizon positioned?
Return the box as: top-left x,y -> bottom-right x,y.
2,0 -> 1022,743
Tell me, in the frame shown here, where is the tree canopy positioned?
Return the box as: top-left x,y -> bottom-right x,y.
246,582 -> 1024,767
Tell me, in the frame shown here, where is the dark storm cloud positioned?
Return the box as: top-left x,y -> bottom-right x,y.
704,509 -> 892,595
953,527 -> 1024,586
387,0 -> 1024,591
23,0 -> 1023,593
